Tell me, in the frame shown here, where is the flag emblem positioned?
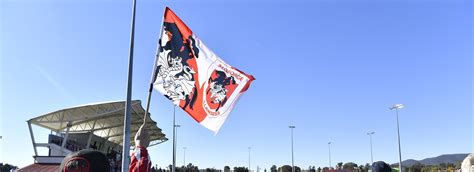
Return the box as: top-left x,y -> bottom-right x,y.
153,7 -> 255,133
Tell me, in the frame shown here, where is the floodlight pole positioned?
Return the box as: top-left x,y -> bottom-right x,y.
173,106 -> 180,172
289,126 -> 295,172
248,147 -> 251,172
328,142 -> 332,168
121,0 -> 137,170
390,104 -> 404,172
367,132 -> 375,164
395,108 -> 402,172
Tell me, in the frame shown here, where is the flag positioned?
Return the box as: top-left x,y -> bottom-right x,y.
153,7 -> 255,133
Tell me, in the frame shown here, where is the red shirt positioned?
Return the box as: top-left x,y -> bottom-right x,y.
129,146 -> 151,172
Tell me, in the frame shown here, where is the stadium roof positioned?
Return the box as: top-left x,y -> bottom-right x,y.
28,100 -> 168,147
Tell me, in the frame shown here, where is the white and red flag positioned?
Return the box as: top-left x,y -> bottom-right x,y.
153,7 -> 255,133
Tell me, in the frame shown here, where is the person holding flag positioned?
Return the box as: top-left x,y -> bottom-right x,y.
59,124 -> 152,172
127,6 -> 255,172
135,6 -> 255,172
129,124 -> 152,172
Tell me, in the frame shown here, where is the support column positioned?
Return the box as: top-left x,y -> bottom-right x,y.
86,121 -> 97,148
27,122 -> 38,156
61,121 -> 72,153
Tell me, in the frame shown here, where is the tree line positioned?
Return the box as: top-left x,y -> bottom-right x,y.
0,163 -> 18,172
149,160 -> 465,172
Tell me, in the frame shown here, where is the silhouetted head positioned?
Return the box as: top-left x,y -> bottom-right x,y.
371,161 -> 392,172
60,149 -> 110,172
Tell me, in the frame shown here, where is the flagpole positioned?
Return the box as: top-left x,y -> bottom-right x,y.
142,52 -> 158,124
142,84 -> 153,124
121,0 -> 137,170
143,10 -> 166,124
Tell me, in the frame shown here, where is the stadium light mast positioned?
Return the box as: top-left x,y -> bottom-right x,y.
367,132 -> 375,164
248,147 -> 251,172
289,126 -> 295,172
172,104 -> 181,172
328,142 -> 332,168
173,123 -> 180,172
390,104 -> 404,172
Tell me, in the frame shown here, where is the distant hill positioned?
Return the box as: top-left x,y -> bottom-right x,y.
392,153 -> 469,167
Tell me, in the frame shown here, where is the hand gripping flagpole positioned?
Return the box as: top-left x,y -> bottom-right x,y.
122,0 -> 137,170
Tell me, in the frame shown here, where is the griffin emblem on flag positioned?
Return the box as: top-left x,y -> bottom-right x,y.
153,7 -> 255,133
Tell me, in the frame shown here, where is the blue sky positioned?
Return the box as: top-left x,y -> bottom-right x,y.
1,0 -> 472,170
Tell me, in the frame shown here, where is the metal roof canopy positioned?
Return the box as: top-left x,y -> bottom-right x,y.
28,100 -> 168,147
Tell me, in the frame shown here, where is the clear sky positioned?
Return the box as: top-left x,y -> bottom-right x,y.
1,0 -> 472,170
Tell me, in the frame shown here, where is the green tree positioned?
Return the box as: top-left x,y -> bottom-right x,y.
225,166 -> 231,172
234,166 -> 249,172
343,162 -> 357,170
358,165 -> 365,172
336,162 -> 343,170
410,162 -> 423,172
278,165 -> 291,172
271,165 -> 278,172
310,166 -> 316,172
205,168 -> 217,172
183,163 -> 199,172
0,163 -> 18,172
278,165 -> 301,172
455,160 -> 463,169
440,163 -> 447,169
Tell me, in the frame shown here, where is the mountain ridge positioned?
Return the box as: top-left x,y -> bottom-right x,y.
392,153 -> 469,167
